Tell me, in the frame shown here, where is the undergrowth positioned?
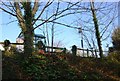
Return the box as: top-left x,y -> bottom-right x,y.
2,51 -> 120,80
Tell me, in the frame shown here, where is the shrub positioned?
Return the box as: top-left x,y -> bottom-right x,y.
21,54 -> 77,80
107,51 -> 120,64
112,27 -> 120,50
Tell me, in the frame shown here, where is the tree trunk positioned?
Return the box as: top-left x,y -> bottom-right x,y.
90,2 -> 103,58
23,2 -> 34,59
23,29 -> 34,59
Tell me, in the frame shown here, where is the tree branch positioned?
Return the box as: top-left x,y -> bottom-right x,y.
2,20 -> 17,25
34,19 -> 90,32
14,2 -> 25,31
0,6 -> 16,16
32,0 -> 39,16
33,0 -> 53,25
33,1 -> 80,30
100,16 -> 116,38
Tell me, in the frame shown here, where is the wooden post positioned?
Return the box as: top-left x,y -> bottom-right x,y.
87,49 -> 89,57
92,49 -> 94,57
72,45 -> 77,56
95,49 -> 97,58
63,48 -> 66,54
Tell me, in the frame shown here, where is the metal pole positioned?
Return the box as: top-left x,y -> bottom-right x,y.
78,27 -> 84,57
81,31 -> 84,57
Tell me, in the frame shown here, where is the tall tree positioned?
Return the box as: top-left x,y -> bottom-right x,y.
8,1 -> 38,59
72,1 -> 117,58
90,1 -> 103,58
20,2 -> 34,59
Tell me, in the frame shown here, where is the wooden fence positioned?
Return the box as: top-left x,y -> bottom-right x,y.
0,42 -> 108,56
0,42 -> 65,53
0,42 -> 23,45
77,48 -> 108,57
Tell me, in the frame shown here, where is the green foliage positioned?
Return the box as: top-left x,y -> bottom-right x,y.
21,54 -> 77,80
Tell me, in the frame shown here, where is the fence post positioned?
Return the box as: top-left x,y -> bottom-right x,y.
71,45 -> 77,56
95,49 -> 97,58
4,40 -> 11,51
63,48 -> 66,54
83,48 -> 84,57
87,49 -> 89,57
91,49 -> 94,57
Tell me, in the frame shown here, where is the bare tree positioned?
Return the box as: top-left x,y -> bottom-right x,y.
90,1 -> 103,58
73,1 -> 118,58
0,0 -> 82,59
1,1 -> 39,59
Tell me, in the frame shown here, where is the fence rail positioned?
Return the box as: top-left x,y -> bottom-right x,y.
0,42 -> 23,45
0,42 -> 108,56
77,48 -> 108,57
0,42 -> 65,53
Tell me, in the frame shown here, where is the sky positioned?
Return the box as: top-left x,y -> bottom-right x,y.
0,0 -> 120,2
0,1 -> 119,51
0,11 -> 79,49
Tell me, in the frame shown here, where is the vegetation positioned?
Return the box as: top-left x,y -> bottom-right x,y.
14,2 -> 36,59
107,27 -> 120,67
2,48 -> 120,80
112,27 -> 120,50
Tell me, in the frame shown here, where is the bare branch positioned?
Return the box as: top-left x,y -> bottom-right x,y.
1,2 -> 15,12
0,6 -> 16,16
34,19 -> 90,32
100,15 -> 117,38
33,0 -> 53,25
2,20 -> 17,25
102,32 -> 111,41
32,0 -> 39,16
82,33 -> 92,48
14,2 -> 25,31
56,2 -> 80,16
10,2 -> 17,13
34,2 -> 80,30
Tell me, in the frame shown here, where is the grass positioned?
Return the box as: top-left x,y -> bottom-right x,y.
2,51 -> 120,80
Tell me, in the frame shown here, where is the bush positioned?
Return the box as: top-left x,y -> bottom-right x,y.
107,51 -> 120,64
21,54 -> 77,80
112,27 -> 120,50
